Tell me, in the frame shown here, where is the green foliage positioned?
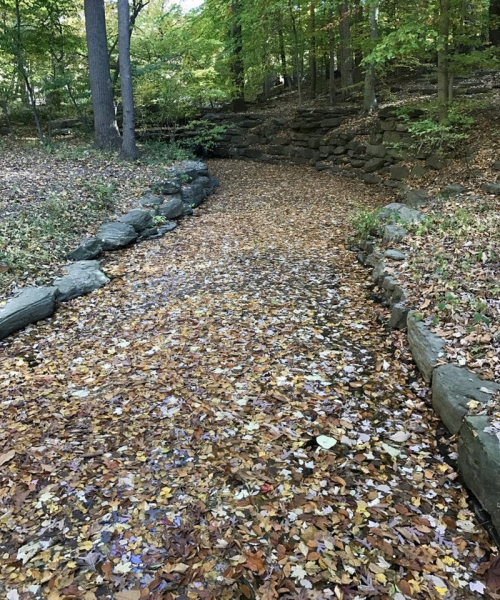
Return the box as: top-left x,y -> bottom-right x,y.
140,140 -> 194,164
396,104 -> 475,154
179,119 -> 228,155
350,208 -> 382,241
80,179 -> 117,211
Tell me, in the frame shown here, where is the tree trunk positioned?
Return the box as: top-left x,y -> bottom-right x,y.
14,0 -> 44,143
84,0 -> 121,149
309,0 -> 317,98
327,9 -> 336,105
230,0 -> 245,111
490,0 -> 500,46
352,0 -> 364,83
363,0 -> 378,114
118,0 -> 138,159
437,0 -> 450,123
278,20 -> 291,88
338,0 -> 353,93
289,0 -> 302,105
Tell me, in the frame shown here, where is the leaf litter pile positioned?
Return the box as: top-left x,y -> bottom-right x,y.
0,160 -> 497,599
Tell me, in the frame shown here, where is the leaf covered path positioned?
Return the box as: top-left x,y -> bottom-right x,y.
0,161 -> 495,599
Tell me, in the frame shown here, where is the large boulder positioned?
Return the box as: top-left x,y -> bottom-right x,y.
0,286 -> 57,340
388,303 -> 409,330
363,158 -> 386,173
383,224 -> 407,243
407,312 -> 446,383
379,202 -> 425,224
158,197 -> 184,220
481,181 -> 500,195
197,176 -> 219,195
166,160 -> 209,182
53,261 -> 110,302
118,209 -> 154,232
139,194 -> 164,209
96,222 -> 138,250
404,189 -> 431,208
366,144 -> 386,158
182,182 -> 207,208
458,416 -> 500,534
67,237 -> 103,261
432,364 -> 500,434
152,179 -> 182,195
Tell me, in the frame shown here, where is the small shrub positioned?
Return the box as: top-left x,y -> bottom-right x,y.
395,103 -> 475,155
350,208 -> 382,241
179,119 -> 228,156
141,140 -> 194,164
81,179 -> 117,211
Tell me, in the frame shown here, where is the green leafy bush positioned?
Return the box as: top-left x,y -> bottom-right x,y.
350,208 -> 382,241
396,104 -> 475,155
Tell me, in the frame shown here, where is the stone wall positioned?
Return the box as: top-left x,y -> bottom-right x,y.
204,106 -> 445,187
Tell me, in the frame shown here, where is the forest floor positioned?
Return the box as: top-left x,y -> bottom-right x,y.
0,159 -> 498,599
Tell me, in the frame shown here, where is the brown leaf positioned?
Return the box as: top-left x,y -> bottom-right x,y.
486,555 -> 500,590
0,449 -> 16,466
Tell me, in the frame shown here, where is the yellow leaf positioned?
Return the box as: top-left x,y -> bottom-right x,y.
158,486 -> 172,502
375,573 -> 387,584
79,541 -> 93,551
435,587 -> 447,596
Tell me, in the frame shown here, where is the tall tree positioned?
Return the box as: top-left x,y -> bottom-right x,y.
437,0 -> 450,122
338,0 -> 353,92
118,0 -> 138,159
309,0 -> 317,97
230,0 -> 245,111
363,0 -> 378,114
84,0 -> 121,149
490,0 -> 500,45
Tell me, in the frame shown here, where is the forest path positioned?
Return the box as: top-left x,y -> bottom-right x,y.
0,161 -> 493,599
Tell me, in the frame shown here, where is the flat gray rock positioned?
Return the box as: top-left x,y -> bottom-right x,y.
67,237 -> 103,261
432,364 -> 500,434
139,194 -> 164,209
388,303 -> 409,329
118,209 -> 154,232
458,416 -> 500,534
404,189 -> 431,208
379,202 -> 425,224
363,157 -> 386,173
53,261 -> 110,302
481,181 -> 500,195
383,224 -> 407,243
157,221 -> 177,235
158,197 -> 184,220
441,184 -> 466,197
152,179 -> 182,195
366,144 -> 386,158
390,165 -> 409,181
96,222 -> 138,250
407,311 -> 445,383
0,286 -> 57,340
384,250 -> 406,261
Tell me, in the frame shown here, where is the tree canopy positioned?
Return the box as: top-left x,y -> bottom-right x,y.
0,0 -> 498,143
